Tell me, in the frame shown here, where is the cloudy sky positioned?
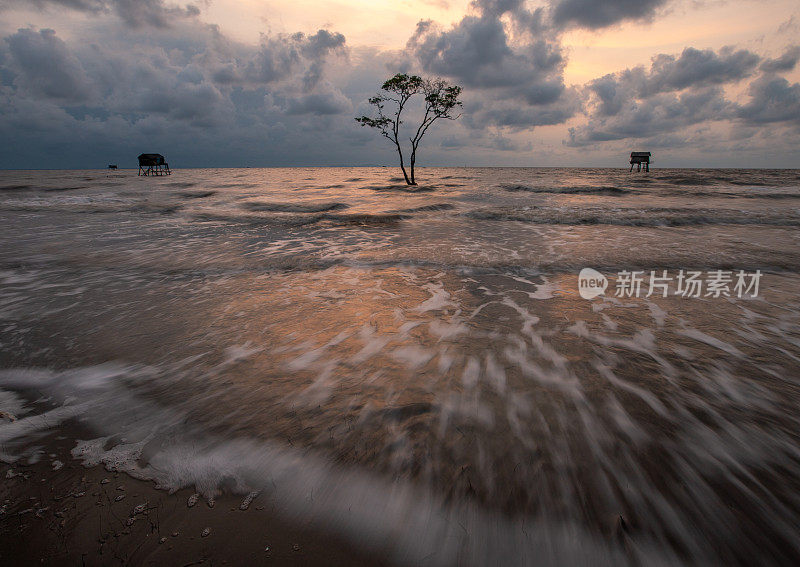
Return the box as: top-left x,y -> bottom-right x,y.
0,0 -> 798,168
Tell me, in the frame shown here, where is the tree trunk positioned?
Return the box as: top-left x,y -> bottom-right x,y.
400,162 -> 412,185
396,144 -> 414,185
409,146 -> 417,185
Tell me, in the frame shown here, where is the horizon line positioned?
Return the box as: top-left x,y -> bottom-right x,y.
2,165 -> 799,171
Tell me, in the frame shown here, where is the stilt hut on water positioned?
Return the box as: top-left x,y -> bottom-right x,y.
138,154 -> 171,176
629,152 -> 651,172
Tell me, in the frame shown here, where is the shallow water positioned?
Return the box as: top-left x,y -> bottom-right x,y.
1,167 -> 799,565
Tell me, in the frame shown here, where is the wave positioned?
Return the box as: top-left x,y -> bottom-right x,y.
0,365 -> 645,567
740,192 -> 800,198
726,180 -> 773,186
42,185 -> 87,192
363,184 -> 435,193
0,184 -> 33,191
463,207 -> 800,227
661,189 -> 800,199
192,211 -> 321,226
393,203 -> 456,213
0,202 -> 182,215
177,190 -> 217,199
320,213 -> 409,226
241,201 -> 350,213
165,181 -> 197,188
654,173 -> 783,187
192,211 -> 407,227
212,182 -> 260,189
501,185 -> 630,195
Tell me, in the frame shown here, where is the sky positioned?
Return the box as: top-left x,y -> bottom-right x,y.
0,0 -> 798,168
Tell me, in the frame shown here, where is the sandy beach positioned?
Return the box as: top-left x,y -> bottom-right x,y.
1,417 -> 386,566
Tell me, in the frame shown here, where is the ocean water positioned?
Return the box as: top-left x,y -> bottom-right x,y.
1,167 -> 800,565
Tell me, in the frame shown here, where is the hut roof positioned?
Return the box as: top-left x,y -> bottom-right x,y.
630,152 -> 651,157
138,153 -> 167,166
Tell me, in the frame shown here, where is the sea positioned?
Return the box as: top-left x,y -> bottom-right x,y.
1,167 -> 800,565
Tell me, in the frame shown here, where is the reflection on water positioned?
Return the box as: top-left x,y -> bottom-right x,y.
1,167 -> 800,565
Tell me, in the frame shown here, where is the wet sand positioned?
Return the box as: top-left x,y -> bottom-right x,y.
1,420 -> 388,566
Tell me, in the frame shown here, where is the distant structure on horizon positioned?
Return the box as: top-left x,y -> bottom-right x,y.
107,164 -> 117,170
137,153 -> 171,176
630,152 -> 651,172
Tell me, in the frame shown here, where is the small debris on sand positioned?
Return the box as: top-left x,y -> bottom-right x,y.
615,514 -> 630,543
114,494 -> 126,502
201,527 -> 211,538
239,491 -> 259,511
187,493 -> 199,508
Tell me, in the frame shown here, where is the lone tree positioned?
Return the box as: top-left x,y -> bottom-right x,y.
356,74 -> 462,186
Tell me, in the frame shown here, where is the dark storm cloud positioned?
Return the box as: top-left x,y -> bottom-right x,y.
642,47 -> 761,95
586,73 -> 628,117
299,30 -> 347,91
5,28 -> 92,102
110,0 -> 201,29
244,37 -> 304,84
404,0 -> 724,135
128,80 -> 227,125
408,0 -> 558,89
759,45 -> 800,73
3,0 -> 201,29
549,0 -> 668,29
2,0 -> 797,167
568,45 -> 769,146
736,75 -> 800,126
225,30 -> 347,90
585,47 -> 762,117
409,18 -> 520,88
567,86 -> 731,146
407,0 -> 577,129
440,129 -> 533,152
463,86 -> 581,130
286,87 -> 352,115
0,15 -> 357,169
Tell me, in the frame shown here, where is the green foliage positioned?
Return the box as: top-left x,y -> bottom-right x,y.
381,74 -> 424,96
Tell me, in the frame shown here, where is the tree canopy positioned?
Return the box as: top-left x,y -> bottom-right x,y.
356,74 -> 462,186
